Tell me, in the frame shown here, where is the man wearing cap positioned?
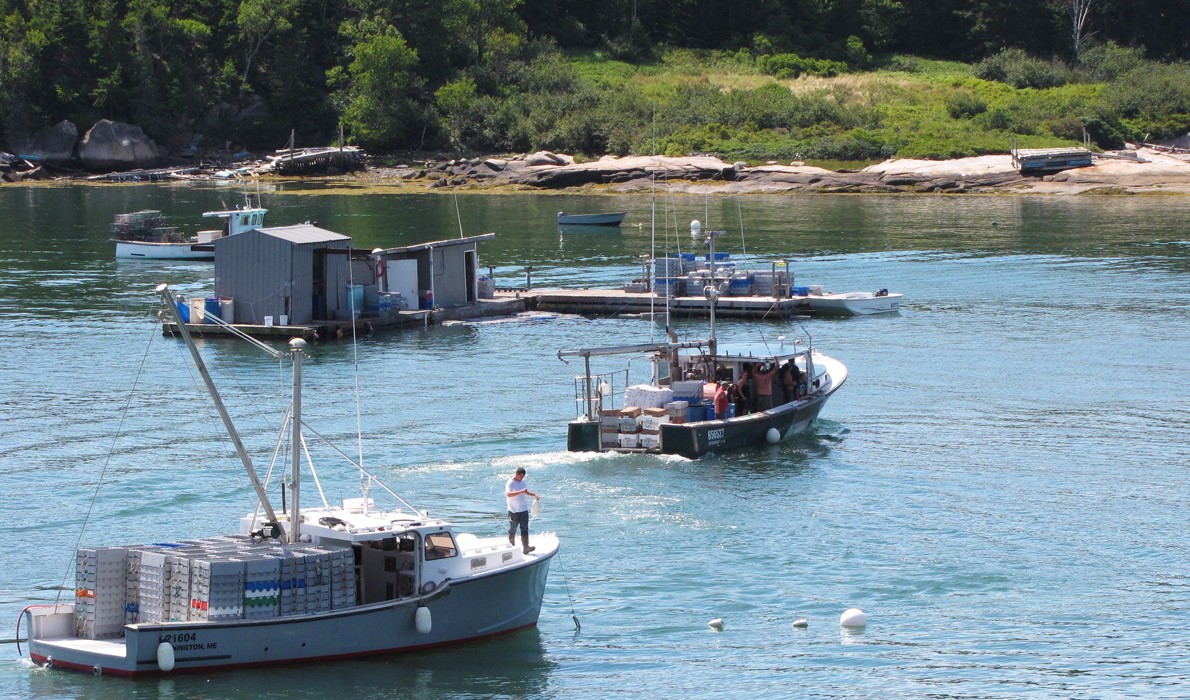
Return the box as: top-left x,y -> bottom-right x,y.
505,467 -> 541,554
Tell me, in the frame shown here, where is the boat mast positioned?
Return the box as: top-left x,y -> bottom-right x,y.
155,284 -> 285,540
692,219 -> 720,357
290,338 -> 304,542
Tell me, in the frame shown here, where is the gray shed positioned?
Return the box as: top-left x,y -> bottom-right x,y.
214,224 -> 353,325
374,233 -> 495,310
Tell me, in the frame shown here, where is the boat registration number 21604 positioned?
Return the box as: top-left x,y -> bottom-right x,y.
707,428 -> 725,445
159,632 -> 199,644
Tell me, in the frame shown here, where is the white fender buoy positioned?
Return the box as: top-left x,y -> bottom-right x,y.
415,605 -> 432,634
840,608 -> 867,628
156,641 -> 176,672
707,618 -> 724,631
766,427 -> 781,444
792,618 -> 808,628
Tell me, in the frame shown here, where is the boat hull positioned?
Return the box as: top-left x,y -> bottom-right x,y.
114,240 -> 213,260
657,390 -> 831,458
568,356 -> 847,458
556,212 -> 626,226
27,550 -> 553,676
806,292 -> 902,316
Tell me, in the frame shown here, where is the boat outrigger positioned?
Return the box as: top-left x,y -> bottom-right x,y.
559,221 -> 847,458
19,285 -> 558,677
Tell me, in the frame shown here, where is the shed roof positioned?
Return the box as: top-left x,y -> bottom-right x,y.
374,232 -> 495,255
254,224 -> 351,245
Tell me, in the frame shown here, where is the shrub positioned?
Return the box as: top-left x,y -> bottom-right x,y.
1077,42 -> 1147,82
974,48 -> 1068,89
945,91 -> 988,119
758,53 -> 848,79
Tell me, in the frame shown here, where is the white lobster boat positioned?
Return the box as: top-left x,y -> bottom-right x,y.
113,200 -> 268,260
19,285 -> 558,677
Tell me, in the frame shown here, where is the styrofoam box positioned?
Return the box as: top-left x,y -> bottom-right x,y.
618,433 -> 640,448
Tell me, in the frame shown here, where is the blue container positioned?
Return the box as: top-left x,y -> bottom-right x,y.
419,290 -> 434,310
204,297 -> 221,323
726,403 -> 736,418
686,404 -> 705,422
706,404 -> 718,421
792,286 -> 810,296
705,252 -> 731,261
347,284 -> 365,317
175,299 -> 190,323
729,277 -> 753,296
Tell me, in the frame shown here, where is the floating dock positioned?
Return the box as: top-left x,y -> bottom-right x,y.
1011,147 -> 1093,175
507,288 -> 812,319
163,297 -> 525,340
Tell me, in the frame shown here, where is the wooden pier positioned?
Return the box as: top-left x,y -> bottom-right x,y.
507,288 -> 812,319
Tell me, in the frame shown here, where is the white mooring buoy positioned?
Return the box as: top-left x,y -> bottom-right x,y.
766,427 -> 781,444
707,618 -> 725,631
792,618 -> 808,628
840,608 -> 867,628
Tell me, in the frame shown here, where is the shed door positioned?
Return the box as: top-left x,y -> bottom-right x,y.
465,250 -> 477,303
386,259 -> 419,309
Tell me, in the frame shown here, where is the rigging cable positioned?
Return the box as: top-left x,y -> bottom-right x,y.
55,322 -> 158,607
555,552 -> 582,632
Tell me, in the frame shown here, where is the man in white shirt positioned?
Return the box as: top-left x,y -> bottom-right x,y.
505,467 -> 541,554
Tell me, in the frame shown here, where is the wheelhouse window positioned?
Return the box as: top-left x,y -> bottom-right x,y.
424,532 -> 458,560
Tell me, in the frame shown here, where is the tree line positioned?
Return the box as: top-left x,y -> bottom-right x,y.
1,0 -> 1187,159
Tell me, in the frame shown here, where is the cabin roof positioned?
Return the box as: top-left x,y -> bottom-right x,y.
254,224 -> 350,244
374,232 -> 495,255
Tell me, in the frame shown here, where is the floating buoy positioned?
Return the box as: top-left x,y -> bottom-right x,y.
792,618 -> 808,628
415,605 -> 432,634
766,427 -> 781,444
707,618 -> 725,631
156,641 -> 175,672
840,608 -> 867,628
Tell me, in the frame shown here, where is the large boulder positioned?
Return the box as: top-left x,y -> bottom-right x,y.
26,120 -> 78,165
79,120 -> 161,171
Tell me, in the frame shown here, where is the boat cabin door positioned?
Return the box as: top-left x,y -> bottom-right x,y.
359,534 -> 421,603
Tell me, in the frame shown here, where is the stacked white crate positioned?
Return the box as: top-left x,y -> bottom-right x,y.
328,547 -> 356,610
623,384 -> 673,409
75,547 -> 128,639
279,553 -> 308,616
137,550 -> 168,623
242,554 -> 282,620
165,554 -> 193,622
295,548 -> 331,614
190,558 -> 246,621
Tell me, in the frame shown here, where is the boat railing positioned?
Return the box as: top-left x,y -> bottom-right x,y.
572,369 -> 629,420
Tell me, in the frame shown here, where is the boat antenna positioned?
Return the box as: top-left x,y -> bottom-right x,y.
736,198 -> 747,262
156,284 -> 285,539
454,192 -> 465,238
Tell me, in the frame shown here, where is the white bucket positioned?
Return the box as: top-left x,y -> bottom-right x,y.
188,298 -> 205,323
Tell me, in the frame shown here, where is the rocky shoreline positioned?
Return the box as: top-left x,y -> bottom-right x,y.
359,148 -> 1190,196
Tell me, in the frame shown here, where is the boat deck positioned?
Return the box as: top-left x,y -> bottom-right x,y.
505,288 -> 812,319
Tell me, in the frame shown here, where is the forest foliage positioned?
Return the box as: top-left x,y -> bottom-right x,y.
1,0 -> 1187,163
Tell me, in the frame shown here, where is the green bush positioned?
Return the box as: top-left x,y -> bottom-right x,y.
758,53 -> 848,79
1077,42 -> 1148,82
945,91 -> 988,119
974,48 -> 1068,89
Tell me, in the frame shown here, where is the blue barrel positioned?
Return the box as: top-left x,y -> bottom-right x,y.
792,286 -> 810,296
686,404 -> 705,422
204,297 -> 221,323
419,290 -> 434,310
175,299 -> 190,323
